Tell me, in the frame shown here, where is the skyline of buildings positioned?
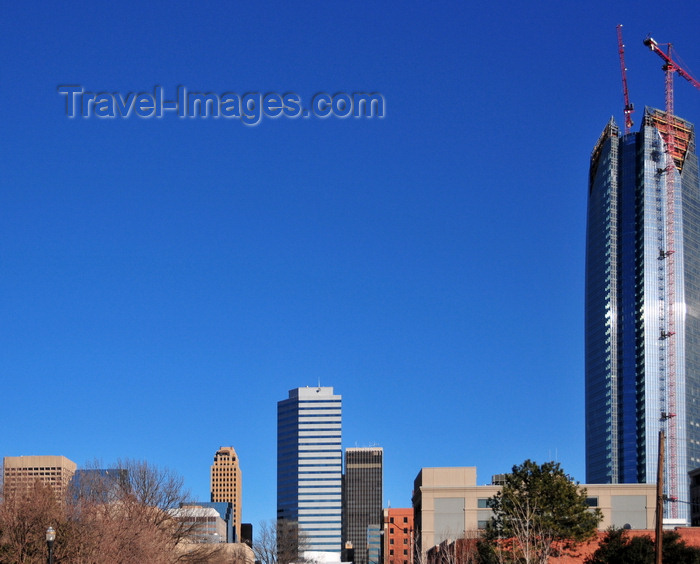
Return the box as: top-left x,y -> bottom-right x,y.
343,447 -> 383,564
585,106 -> 700,523
9,375 -> 700,561
277,386 -> 344,553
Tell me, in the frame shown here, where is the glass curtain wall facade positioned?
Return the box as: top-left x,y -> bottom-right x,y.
278,387 -> 343,553
343,448 -> 383,564
586,108 -> 700,523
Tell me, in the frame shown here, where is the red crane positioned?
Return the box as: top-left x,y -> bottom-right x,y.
644,37 -> 700,100
617,25 -> 634,134
644,35 -> 700,521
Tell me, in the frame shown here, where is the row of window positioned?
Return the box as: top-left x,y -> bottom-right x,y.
5,471 -> 67,476
6,477 -> 63,482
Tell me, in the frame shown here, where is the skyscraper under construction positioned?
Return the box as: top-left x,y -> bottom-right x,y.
586,106 -> 700,523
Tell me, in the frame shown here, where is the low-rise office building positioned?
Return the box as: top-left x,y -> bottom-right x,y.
3,455 -> 77,500
412,467 -> 656,557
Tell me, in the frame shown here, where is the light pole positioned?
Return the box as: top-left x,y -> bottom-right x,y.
46,527 -> 55,564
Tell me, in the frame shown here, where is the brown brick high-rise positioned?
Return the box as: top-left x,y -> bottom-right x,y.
210,446 -> 242,542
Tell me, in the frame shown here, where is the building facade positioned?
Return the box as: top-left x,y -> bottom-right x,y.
343,447 -> 383,564
586,108 -> 700,523
69,468 -> 128,502
185,501 -> 235,543
3,455 -> 77,500
383,508 -> 414,564
278,386 -> 343,553
210,446 -> 242,542
689,467 -> 700,526
412,467 -> 657,558
170,506 -> 227,543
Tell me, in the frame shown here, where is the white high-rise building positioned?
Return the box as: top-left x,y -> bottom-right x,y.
278,387 -> 342,553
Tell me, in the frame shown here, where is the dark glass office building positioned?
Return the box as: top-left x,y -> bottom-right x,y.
586,107 -> 700,523
278,387 -> 343,553
343,448 -> 383,564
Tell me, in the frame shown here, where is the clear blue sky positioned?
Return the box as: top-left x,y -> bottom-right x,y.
2,0 -> 700,533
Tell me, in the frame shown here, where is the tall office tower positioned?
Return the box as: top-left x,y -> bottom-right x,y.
343,448 -> 383,564
210,446 -> 242,542
586,107 -> 700,523
278,387 -> 343,554
3,455 -> 77,500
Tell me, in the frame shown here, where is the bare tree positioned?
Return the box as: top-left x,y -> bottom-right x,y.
178,542 -> 252,564
254,520 -> 279,564
0,458 -> 225,563
254,519 -> 309,564
0,458 -> 251,564
0,480 -> 63,563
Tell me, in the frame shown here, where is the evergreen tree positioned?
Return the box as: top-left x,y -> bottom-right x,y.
484,460 -> 601,564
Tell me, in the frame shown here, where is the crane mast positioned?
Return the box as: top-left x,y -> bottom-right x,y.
644,35 -> 700,521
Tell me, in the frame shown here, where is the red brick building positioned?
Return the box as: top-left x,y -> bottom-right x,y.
384,508 -> 414,564
426,528 -> 700,564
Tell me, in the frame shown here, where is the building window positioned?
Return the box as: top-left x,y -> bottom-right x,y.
586,497 -> 599,507
477,498 -> 489,508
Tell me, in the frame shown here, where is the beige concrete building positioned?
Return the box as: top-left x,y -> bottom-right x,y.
3,455 -> 77,500
176,541 -> 255,562
210,446 -> 242,541
412,467 -> 657,557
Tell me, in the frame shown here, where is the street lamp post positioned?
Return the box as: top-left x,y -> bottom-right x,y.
46,527 -> 55,564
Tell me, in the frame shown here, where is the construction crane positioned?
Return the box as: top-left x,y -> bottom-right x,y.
644,37 -> 700,170
644,35 -> 700,521
617,25 -> 634,134
644,37 -> 700,102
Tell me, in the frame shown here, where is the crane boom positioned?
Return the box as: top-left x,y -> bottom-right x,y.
617,25 -> 634,134
644,37 -> 700,91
